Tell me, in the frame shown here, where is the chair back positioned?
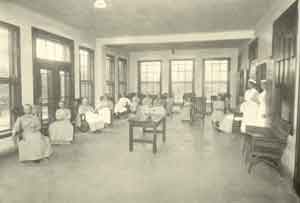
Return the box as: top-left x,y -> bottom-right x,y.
191,96 -> 206,121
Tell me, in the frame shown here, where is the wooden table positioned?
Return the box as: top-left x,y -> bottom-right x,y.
128,116 -> 166,154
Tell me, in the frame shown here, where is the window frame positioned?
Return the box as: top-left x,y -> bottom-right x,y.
138,60 -> 162,96
117,57 -> 128,97
105,54 -> 115,101
203,58 -> 231,98
79,46 -> 95,106
0,21 -> 21,138
169,59 -> 195,104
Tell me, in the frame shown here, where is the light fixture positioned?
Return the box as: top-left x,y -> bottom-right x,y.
94,0 -> 107,9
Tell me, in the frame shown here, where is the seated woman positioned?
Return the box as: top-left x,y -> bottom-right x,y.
114,94 -> 131,116
78,98 -> 105,132
49,101 -> 74,144
129,93 -> 140,113
180,95 -> 192,122
12,104 -> 52,163
142,93 -> 153,107
96,95 -> 113,125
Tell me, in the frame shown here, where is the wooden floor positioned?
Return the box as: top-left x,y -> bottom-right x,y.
0,116 -> 299,203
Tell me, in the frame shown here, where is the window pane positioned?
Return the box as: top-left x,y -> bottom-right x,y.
36,37 -> 71,62
171,60 -> 194,102
0,27 -> 10,77
106,56 -> 114,81
139,61 -> 161,95
204,60 -> 229,98
0,83 -> 10,130
80,48 -> 94,103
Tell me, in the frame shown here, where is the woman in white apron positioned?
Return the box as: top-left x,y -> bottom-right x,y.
240,79 -> 259,133
256,80 -> 272,127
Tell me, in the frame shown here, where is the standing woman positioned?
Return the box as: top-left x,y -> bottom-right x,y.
256,80 -> 272,127
12,104 -> 52,162
240,79 -> 260,133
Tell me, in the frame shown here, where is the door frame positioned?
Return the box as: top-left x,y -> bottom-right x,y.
32,27 -> 74,121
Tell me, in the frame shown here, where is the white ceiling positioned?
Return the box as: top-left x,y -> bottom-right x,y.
10,0 -> 273,38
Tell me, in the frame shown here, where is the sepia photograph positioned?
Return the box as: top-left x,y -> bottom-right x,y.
0,0 -> 300,202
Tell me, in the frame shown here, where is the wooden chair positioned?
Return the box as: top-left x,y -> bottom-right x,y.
244,119 -> 292,174
191,97 -> 206,123
210,95 -> 218,115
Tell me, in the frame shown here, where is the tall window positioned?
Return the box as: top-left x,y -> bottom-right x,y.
0,22 -> 21,134
204,59 -> 230,99
118,58 -> 127,97
79,48 -> 94,105
170,59 -> 194,103
138,61 -> 161,95
105,55 -> 115,100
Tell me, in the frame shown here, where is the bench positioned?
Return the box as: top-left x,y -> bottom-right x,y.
244,119 -> 292,174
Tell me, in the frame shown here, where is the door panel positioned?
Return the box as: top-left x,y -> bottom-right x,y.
38,67 -> 72,124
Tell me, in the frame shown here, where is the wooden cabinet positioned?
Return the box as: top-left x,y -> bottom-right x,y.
272,2 -> 297,123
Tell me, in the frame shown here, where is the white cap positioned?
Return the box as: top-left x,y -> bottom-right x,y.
248,79 -> 256,84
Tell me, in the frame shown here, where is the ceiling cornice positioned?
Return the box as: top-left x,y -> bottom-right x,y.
97,30 -> 255,46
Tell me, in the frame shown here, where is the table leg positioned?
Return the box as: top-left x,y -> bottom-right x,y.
153,127 -> 157,154
129,125 -> 133,152
162,118 -> 166,143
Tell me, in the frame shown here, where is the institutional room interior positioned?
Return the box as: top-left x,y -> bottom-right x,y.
1,0 -> 300,202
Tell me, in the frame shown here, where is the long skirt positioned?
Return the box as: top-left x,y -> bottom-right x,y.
85,112 -> 105,132
18,131 -> 52,161
98,108 -> 111,124
49,120 -> 74,144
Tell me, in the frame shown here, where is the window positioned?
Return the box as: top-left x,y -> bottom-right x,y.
138,61 -> 161,95
118,58 -> 127,97
105,55 -> 115,100
79,48 -> 94,105
36,38 -> 70,62
170,59 -> 194,103
204,59 -> 230,99
0,22 -> 21,134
